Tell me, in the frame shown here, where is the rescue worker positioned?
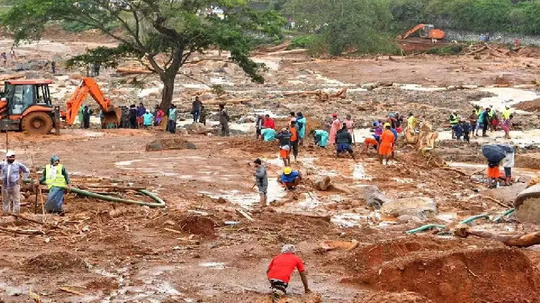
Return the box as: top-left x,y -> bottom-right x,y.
167,104 -> 177,133
78,106 -> 84,129
82,105 -> 92,129
361,136 -> 378,154
142,110 -> 154,129
481,107 -> 490,137
279,167 -> 301,190
199,105 -> 207,126
503,105 -> 512,120
407,113 -> 417,132
289,120 -> 299,162
260,127 -> 276,142
256,114 -> 264,139
450,112 -> 459,139
0,152 -> 29,214
296,112 -> 307,146
219,104 -> 230,136
344,115 -> 354,136
267,244 -> 310,302
39,156 -> 71,215
253,158 -> 268,207
469,109 -> 478,137
129,104 -> 138,129
335,123 -> 355,160
275,128 -> 292,166
328,113 -> 340,146
502,148 -> 515,186
263,114 -> 276,130
379,123 -> 395,165
312,129 -> 329,148
192,96 -> 202,123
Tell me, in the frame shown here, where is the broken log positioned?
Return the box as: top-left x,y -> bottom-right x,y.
455,225 -> 540,248
480,195 -> 512,208
203,98 -> 252,105
466,46 -> 488,55
236,209 -> 254,221
59,287 -> 84,296
116,67 -> 154,75
320,240 -> 359,251
0,73 -> 25,82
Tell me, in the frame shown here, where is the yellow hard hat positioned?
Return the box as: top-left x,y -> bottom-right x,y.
384,123 -> 391,128
283,167 -> 292,175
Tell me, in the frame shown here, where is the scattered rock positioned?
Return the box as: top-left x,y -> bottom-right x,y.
187,122 -> 212,134
381,197 -> 437,219
146,138 -> 196,151
356,185 -> 393,209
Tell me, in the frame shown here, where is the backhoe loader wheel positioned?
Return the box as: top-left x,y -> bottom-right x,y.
21,112 -> 53,134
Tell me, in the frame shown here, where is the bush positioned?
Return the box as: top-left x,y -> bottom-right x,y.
426,45 -> 463,55
288,35 -> 314,49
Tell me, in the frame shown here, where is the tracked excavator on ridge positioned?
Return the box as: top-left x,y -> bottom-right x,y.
0,77 -> 120,134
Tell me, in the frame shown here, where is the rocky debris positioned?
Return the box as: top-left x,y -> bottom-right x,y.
313,176 -> 332,191
179,216 -> 216,237
13,60 -> 49,72
145,138 -> 196,151
187,122 -> 212,134
351,291 -> 431,303
24,252 -> 88,273
356,185 -> 393,209
380,197 -> 437,219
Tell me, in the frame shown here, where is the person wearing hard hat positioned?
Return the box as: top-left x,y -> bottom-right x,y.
39,156 -> 71,215
0,151 -> 30,214
279,167 -> 302,190
378,123 -> 395,165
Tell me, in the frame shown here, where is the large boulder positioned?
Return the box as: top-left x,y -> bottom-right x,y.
357,185 -> 393,209
380,197 -> 437,219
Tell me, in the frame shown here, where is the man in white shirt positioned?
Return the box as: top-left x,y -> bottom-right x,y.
0,151 -> 30,214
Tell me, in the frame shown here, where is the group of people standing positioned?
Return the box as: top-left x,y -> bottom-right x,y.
452,105 -> 514,141
127,102 -> 178,133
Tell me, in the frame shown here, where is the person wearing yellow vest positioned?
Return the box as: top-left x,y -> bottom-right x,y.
449,112 -> 459,139
39,155 -> 71,215
503,106 -> 512,120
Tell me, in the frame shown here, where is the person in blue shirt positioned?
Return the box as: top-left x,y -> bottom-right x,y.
260,128 -> 276,142
296,112 -> 307,145
279,167 -> 302,190
142,110 -> 154,129
312,129 -> 328,148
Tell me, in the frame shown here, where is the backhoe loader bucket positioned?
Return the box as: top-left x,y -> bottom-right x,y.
514,184 -> 540,224
101,107 -> 122,129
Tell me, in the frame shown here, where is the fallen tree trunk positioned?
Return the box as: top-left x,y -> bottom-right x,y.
466,46 -> 488,55
116,67 -> 154,75
0,73 -> 25,82
203,98 -> 252,105
454,225 -> 540,247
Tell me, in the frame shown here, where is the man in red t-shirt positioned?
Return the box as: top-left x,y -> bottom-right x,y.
263,114 -> 275,130
267,244 -> 310,302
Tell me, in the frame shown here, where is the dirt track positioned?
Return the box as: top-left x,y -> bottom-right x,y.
0,30 -> 539,302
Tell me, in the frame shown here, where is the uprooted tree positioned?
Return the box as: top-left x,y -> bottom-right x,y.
3,0 -> 284,110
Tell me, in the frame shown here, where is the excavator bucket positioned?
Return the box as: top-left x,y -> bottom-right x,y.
101,106 -> 122,129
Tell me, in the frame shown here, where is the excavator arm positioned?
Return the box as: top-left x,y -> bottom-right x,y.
399,24 -> 426,40
64,77 -> 118,126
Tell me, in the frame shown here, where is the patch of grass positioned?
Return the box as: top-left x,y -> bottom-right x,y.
287,34 -> 314,49
426,45 -> 463,55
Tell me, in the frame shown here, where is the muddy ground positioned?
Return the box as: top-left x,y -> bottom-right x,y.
0,30 -> 539,302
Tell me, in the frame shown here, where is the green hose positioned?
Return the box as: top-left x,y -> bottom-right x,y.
459,213 -> 489,225
406,224 -> 446,234
493,208 -> 515,223
69,187 -> 166,208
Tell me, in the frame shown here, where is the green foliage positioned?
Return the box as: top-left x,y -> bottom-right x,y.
286,0 -> 398,56
288,35 -> 314,49
426,45 -> 463,55
2,0 -> 284,109
65,45 -> 135,68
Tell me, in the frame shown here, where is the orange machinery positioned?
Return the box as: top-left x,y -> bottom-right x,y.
0,77 -> 120,134
397,24 -> 446,40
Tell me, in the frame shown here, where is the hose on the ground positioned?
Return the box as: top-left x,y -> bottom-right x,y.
493,208 -> 515,223
69,187 -> 166,208
405,224 -> 446,234
406,210 -> 512,234
459,213 -> 489,225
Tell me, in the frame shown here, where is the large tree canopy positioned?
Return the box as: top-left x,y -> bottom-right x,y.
3,0 -> 284,109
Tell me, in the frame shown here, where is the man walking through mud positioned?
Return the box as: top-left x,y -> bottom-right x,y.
39,156 -> 71,215
219,104 -> 230,136
253,158 -> 268,207
0,152 -> 29,214
267,244 -> 310,302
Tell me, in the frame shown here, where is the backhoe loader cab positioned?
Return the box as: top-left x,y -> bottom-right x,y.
0,80 -> 55,133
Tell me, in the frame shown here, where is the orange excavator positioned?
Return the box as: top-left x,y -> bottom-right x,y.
397,24 -> 446,40
0,77 -> 120,134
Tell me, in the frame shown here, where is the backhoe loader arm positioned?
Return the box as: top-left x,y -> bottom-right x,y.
64,77 -> 112,125
400,24 -> 425,39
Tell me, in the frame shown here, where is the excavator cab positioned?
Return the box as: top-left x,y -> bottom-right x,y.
419,24 -> 435,38
0,80 -> 55,133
